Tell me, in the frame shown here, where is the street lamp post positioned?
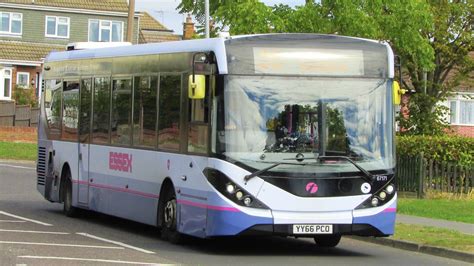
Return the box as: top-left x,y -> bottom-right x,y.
205,0 -> 210,38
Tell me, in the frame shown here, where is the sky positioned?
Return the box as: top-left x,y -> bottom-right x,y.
135,0 -> 306,35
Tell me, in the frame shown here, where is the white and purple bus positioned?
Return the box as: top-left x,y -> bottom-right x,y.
37,34 -> 398,247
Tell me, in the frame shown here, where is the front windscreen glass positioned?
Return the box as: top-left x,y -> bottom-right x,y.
214,75 -> 394,174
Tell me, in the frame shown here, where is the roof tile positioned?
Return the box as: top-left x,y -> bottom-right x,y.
0,0 -> 129,13
0,40 -> 64,62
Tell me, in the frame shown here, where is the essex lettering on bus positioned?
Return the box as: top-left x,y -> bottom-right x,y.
109,152 -> 132,173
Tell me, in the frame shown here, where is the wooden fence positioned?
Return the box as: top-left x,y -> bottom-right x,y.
397,153 -> 474,198
0,101 -> 39,127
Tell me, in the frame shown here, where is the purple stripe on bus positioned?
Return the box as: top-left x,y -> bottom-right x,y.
177,199 -> 240,212
383,207 -> 396,213
73,179 -> 159,199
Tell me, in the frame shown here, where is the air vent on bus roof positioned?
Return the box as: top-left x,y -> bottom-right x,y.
66,42 -> 132,51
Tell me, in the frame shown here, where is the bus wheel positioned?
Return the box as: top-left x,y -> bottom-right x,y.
63,173 -> 78,217
161,188 -> 183,244
314,234 -> 341,247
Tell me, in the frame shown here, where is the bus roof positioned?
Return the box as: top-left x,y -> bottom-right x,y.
45,34 -> 393,77
46,37 -> 229,73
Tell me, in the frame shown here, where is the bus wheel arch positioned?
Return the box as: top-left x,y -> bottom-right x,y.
158,178 -> 183,244
59,162 -> 71,203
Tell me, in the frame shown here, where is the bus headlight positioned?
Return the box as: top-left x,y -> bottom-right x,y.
386,184 -> 395,194
356,181 -> 396,209
371,198 -> 379,207
203,168 -> 268,209
226,184 -> 236,194
235,190 -> 244,200
243,197 -> 252,206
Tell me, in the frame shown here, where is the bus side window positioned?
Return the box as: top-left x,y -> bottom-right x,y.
79,79 -> 92,143
188,75 -> 210,154
92,77 -> 111,144
133,76 -> 158,148
158,75 -> 181,151
61,81 -> 79,141
44,79 -> 62,140
111,78 -> 132,146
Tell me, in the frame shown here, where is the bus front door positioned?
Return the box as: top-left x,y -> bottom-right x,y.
78,78 -> 92,206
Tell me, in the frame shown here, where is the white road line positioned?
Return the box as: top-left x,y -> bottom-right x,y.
0,241 -> 124,249
18,256 -> 162,265
0,211 -> 52,226
0,220 -> 26,223
0,229 -> 69,235
0,163 -> 35,170
76,232 -> 155,254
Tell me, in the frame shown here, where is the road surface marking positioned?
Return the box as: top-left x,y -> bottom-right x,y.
76,232 -> 155,254
0,220 -> 26,223
0,241 -> 124,249
0,229 -> 69,235
18,256 -> 162,265
0,163 -> 35,170
0,211 -> 53,226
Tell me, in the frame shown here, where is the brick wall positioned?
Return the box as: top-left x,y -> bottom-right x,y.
450,125 -> 474,138
0,126 -> 37,143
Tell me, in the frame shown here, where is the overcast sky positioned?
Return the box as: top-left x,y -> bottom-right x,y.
135,0 -> 306,35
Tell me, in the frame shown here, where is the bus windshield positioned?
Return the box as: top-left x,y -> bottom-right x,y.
214,75 -> 395,174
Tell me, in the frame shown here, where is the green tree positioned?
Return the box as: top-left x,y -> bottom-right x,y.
178,0 -> 473,135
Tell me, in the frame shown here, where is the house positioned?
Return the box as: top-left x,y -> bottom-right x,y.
445,52 -> 474,137
0,0 -> 140,101
138,11 -> 180,44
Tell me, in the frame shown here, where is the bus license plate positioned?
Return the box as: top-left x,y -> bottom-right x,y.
293,224 -> 333,234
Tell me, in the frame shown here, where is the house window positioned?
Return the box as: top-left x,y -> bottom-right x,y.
0,12 -> 22,35
17,72 -> 30,88
45,16 -> 70,38
1,69 -> 12,99
88,19 -> 123,42
449,95 -> 474,126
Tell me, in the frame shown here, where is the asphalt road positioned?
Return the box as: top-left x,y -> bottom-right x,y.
0,160 -> 468,266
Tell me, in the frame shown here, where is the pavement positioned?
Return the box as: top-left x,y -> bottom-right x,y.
397,214 -> 474,235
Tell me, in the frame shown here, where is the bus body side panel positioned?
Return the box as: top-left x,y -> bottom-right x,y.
87,145 -> 160,225
205,191 -> 273,236
53,141 -> 80,205
353,194 -> 397,235
174,156 -> 210,238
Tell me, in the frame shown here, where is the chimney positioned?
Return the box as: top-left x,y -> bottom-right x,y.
183,14 -> 195,40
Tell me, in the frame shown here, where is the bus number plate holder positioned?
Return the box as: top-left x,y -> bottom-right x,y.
293,224 -> 333,234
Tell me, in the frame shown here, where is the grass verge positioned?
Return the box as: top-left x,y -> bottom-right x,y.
394,223 -> 474,253
0,141 -> 37,161
398,198 -> 474,224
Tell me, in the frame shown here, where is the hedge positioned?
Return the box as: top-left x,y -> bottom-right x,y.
396,135 -> 474,167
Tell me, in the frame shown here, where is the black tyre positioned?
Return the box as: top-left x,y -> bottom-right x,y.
63,174 -> 78,217
314,234 -> 341,247
160,186 -> 183,244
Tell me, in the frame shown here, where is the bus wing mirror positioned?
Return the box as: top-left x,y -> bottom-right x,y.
188,74 -> 206,99
392,81 -> 406,105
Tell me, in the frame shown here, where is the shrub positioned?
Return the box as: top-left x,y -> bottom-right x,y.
396,135 -> 474,167
13,85 -> 38,107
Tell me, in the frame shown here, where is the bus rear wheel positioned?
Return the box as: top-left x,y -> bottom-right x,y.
161,187 -> 183,244
314,234 -> 341,247
63,173 -> 78,217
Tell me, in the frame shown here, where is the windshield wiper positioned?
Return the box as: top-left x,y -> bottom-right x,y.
318,156 -> 374,184
244,162 -> 303,182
